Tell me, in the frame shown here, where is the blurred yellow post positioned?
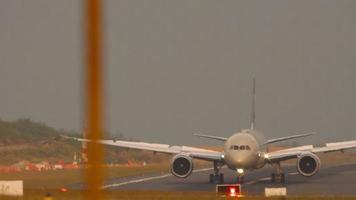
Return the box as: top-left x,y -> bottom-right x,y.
43,193 -> 53,200
85,0 -> 104,199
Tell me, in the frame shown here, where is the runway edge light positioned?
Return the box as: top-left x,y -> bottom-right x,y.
216,184 -> 242,197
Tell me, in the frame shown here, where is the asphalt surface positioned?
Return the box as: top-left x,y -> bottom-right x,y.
98,163 -> 356,196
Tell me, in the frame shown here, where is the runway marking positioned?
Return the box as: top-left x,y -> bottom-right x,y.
245,171 -> 299,185
245,177 -> 270,185
101,168 -> 300,188
101,167 -> 213,189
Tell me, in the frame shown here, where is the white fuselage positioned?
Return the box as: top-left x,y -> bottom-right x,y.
223,129 -> 266,171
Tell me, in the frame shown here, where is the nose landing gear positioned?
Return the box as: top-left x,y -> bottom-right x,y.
209,161 -> 224,184
236,168 -> 245,184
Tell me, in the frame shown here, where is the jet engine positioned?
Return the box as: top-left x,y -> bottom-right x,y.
297,153 -> 321,177
170,154 -> 194,178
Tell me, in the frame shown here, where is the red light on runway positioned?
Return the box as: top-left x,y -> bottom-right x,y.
216,184 -> 241,197
229,187 -> 237,196
59,187 -> 68,192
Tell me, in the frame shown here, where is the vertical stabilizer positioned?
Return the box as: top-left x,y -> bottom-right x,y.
250,78 -> 256,130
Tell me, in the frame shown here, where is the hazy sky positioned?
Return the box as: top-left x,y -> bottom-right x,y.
1,0 -> 356,145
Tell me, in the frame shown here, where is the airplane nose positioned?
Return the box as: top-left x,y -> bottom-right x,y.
232,153 -> 254,168
234,159 -> 244,167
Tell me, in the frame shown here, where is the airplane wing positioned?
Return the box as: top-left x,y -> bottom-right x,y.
266,140 -> 356,163
62,135 -> 224,162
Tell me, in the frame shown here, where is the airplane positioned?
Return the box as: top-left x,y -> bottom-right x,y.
63,79 -> 356,184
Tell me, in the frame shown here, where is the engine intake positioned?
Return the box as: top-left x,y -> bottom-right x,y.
297,153 -> 321,177
171,154 -> 194,178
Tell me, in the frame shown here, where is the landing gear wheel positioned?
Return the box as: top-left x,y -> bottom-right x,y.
210,161 -> 223,184
281,173 -> 285,184
209,174 -> 214,184
271,173 -> 276,183
209,173 -> 224,184
219,173 -> 224,184
271,172 -> 285,183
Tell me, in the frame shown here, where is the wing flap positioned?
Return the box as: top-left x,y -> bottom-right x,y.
62,135 -> 223,161
266,140 -> 356,163
312,140 -> 356,153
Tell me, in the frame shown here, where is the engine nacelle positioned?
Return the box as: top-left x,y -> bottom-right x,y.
297,153 -> 321,177
170,154 -> 194,178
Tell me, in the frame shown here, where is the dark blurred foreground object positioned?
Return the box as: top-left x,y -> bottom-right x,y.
84,0 -> 105,199
43,193 -> 53,200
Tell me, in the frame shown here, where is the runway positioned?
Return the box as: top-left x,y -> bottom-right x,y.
100,163 -> 356,196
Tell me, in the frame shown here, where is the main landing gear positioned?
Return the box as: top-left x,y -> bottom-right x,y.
209,161 -> 224,184
271,162 -> 285,184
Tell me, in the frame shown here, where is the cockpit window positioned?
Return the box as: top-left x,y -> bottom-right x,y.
230,145 -> 238,150
230,145 -> 251,151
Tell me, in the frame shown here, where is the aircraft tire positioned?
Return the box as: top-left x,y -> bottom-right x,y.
209,174 -> 214,184
271,173 -> 276,183
219,173 -> 224,184
281,173 -> 285,184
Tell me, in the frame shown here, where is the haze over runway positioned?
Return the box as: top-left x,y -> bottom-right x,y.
1,0 -> 356,145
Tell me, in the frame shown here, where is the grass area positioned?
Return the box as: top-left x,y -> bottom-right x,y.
0,118 -> 172,165
0,163 -> 169,190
